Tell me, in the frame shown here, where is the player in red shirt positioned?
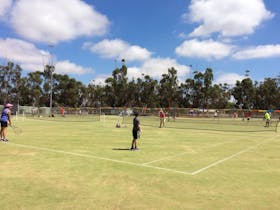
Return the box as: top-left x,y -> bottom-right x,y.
159,108 -> 166,128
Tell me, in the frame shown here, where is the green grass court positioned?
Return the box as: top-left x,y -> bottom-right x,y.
0,115 -> 279,209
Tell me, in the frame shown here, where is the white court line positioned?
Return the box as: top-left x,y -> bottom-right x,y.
142,151 -> 189,165
8,140 -> 271,176
190,141 -> 267,175
9,143 -> 192,175
142,141 -> 230,165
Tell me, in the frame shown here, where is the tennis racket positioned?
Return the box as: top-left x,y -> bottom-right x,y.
10,125 -> 23,135
137,130 -> 141,139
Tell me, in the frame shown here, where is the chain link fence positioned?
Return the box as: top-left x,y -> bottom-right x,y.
4,105 -> 278,120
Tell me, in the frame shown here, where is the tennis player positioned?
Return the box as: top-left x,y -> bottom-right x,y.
159,108 -> 166,128
130,111 -> 141,150
1,103 -> 13,142
264,111 -> 271,127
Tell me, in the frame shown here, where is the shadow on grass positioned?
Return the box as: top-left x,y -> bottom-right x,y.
112,148 -> 131,151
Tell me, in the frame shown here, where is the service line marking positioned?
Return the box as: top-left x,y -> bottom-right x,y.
9,143 -> 192,175
8,139 -> 270,176
142,141 -> 230,165
190,140 -> 267,175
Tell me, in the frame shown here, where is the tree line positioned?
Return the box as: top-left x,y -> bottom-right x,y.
0,61 -> 279,110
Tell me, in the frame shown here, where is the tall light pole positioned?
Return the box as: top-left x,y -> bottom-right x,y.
48,44 -> 55,117
49,65 -> 54,116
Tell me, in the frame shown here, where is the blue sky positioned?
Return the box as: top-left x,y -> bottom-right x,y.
0,0 -> 280,86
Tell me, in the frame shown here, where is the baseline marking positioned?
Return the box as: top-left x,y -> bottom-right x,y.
190,141 -> 267,175
9,143 -> 192,175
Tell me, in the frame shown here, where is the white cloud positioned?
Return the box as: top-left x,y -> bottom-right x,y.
232,45 -> 280,60
175,39 -> 234,59
215,73 -> 245,85
0,38 -> 92,75
55,60 -> 93,75
0,38 -> 48,66
88,58 -> 191,84
185,0 -> 274,37
127,66 -> 143,80
84,39 -> 151,62
9,0 -> 109,43
126,57 -> 191,82
178,32 -> 188,39
89,74 -> 111,86
141,58 -> 190,78
0,0 -> 12,18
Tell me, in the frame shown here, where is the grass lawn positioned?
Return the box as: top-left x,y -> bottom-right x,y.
0,115 -> 279,210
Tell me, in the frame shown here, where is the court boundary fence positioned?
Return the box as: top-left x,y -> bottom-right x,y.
1,105 -> 279,120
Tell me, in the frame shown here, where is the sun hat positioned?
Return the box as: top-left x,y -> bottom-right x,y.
5,103 -> 13,108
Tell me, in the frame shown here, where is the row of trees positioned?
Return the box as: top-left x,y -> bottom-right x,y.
0,61 -> 279,109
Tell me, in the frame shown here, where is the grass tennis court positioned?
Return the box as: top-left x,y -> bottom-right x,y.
0,115 -> 279,209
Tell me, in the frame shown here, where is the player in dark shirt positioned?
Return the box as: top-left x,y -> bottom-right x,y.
131,111 -> 141,150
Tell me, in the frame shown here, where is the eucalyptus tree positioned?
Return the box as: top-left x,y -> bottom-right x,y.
158,67 -> 179,107
255,78 -> 279,109
126,78 -> 139,107
86,82 -> 106,107
201,68 -> 214,109
25,71 -> 44,106
181,69 -> 218,108
104,76 -> 117,107
42,64 -> 54,106
136,74 -> 158,107
209,83 -> 231,109
17,77 -> 29,105
0,63 -> 11,103
192,71 -> 204,108
116,63 -> 129,106
179,78 -> 194,107
232,78 -> 255,109
9,63 -> 22,105
0,61 -> 22,104
104,63 -> 128,107
54,74 -> 86,107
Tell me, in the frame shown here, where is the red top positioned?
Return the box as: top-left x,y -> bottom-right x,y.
159,111 -> 165,118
